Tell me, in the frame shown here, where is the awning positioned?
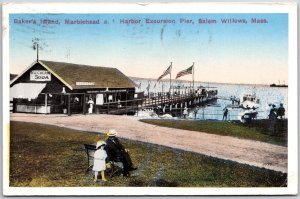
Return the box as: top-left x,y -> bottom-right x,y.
10,83 -> 46,101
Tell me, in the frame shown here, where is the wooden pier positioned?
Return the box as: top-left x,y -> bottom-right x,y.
94,89 -> 218,115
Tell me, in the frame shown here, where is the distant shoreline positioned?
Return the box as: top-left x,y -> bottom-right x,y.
129,76 -> 277,87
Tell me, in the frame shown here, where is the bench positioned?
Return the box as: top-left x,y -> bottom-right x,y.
83,143 -> 123,178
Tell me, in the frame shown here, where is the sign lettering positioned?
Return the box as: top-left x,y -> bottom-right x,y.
30,70 -> 51,81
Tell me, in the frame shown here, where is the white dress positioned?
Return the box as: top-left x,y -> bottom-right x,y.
92,149 -> 107,171
88,100 -> 94,114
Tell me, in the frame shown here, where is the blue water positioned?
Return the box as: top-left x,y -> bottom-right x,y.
133,78 -> 288,120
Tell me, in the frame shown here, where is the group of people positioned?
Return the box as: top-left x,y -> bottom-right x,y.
92,129 -> 137,182
268,103 -> 286,135
269,103 -> 285,119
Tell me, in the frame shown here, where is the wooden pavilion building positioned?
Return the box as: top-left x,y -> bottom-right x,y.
10,60 -> 138,115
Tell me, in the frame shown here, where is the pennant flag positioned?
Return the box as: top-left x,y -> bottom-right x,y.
176,65 -> 193,79
146,81 -> 150,91
153,83 -> 157,89
157,64 -> 172,81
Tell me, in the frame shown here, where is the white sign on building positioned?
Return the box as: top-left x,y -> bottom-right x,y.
30,70 -> 51,81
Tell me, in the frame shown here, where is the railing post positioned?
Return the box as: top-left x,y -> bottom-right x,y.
68,94 -> 71,116
45,93 -> 48,114
83,93 -> 86,115
108,101 -> 110,114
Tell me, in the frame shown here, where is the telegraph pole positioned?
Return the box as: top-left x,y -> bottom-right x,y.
169,62 -> 172,95
37,43 -> 39,61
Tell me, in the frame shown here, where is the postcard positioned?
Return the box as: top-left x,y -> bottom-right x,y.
2,2 -> 298,196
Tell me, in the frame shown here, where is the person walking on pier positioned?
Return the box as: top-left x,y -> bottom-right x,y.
223,107 -> 229,121
194,106 -> 199,119
183,107 -> 188,119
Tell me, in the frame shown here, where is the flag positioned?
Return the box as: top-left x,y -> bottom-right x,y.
153,83 -> 157,89
157,64 -> 172,81
176,65 -> 193,79
146,81 -> 150,91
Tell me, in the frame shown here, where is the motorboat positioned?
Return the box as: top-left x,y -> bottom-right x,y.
240,94 -> 260,109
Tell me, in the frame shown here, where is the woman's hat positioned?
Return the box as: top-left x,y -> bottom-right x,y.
96,140 -> 106,148
107,129 -> 118,137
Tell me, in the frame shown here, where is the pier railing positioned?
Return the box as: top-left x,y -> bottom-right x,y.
93,91 -> 218,115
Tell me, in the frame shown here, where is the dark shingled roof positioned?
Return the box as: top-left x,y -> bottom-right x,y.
39,60 -> 136,89
10,74 -> 18,81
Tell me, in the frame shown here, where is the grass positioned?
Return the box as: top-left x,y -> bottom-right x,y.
9,121 -> 287,187
140,119 -> 287,146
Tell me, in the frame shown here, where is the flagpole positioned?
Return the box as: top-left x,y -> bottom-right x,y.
192,62 -> 195,91
169,62 -> 172,95
147,80 -> 150,98
37,43 -> 39,61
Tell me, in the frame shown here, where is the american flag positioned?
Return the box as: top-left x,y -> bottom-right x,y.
146,81 -> 150,91
137,82 -> 141,89
157,65 -> 172,81
176,65 -> 194,79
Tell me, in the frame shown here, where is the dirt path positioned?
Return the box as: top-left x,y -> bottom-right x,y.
10,113 -> 287,173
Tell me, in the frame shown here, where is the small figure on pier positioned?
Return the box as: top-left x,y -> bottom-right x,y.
194,106 -> 199,119
223,107 -> 229,120
183,107 -> 188,119
231,96 -> 235,105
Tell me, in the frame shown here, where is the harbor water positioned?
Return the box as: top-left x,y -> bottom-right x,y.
133,78 -> 288,121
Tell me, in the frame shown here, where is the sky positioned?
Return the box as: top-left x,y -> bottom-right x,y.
9,13 -> 288,85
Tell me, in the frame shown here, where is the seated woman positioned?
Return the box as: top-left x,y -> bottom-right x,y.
104,129 -> 137,177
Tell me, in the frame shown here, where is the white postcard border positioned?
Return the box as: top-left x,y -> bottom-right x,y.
2,2 -> 298,196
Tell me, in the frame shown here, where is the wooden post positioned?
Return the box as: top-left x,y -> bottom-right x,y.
13,98 -> 16,113
108,101 -> 110,114
126,92 -> 128,112
83,93 -> 86,115
45,93 -> 48,114
136,99 -> 139,116
68,94 -> 71,116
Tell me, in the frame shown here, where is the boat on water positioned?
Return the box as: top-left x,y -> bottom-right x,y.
270,83 -> 288,88
240,94 -> 260,109
270,80 -> 288,87
226,94 -> 259,110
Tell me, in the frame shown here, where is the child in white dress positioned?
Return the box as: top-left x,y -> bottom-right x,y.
93,141 -> 107,182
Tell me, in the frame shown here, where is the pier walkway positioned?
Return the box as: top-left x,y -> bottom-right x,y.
97,90 -> 218,115
142,91 -> 217,108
